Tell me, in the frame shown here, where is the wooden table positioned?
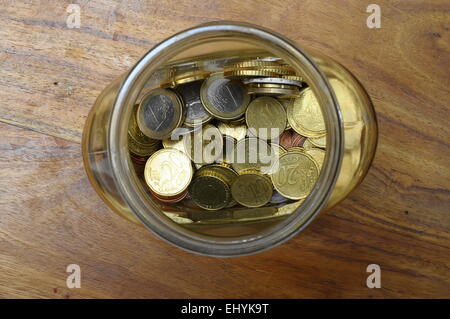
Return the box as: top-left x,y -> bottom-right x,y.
0,0 -> 448,298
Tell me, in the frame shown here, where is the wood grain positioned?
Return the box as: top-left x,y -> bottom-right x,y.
0,0 -> 449,298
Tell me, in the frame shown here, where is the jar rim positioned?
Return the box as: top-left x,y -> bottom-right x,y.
108,22 -> 344,257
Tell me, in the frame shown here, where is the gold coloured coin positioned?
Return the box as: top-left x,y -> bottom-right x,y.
270,143 -> 287,157
183,124 -> 223,164
257,66 -> 295,75
208,164 -> 239,207
226,65 -> 295,76
162,135 -> 186,154
207,164 -> 238,183
246,96 -> 286,141
271,152 -> 319,200
216,135 -> 237,165
128,133 -> 161,157
200,73 -> 250,120
231,171 -> 273,208
189,166 -> 233,210
137,88 -> 185,140
286,88 -> 326,137
265,143 -> 287,175
173,70 -> 210,86
232,137 -> 274,174
159,67 -> 177,88
227,60 -> 281,68
305,148 -> 325,169
278,99 -> 292,130
228,116 -> 246,125
217,121 -> 247,141
223,69 -> 279,77
287,146 -> 305,153
302,138 -> 314,150
129,105 -> 160,144
128,106 -> 161,157
309,135 -> 326,148
144,148 -> 193,197
195,163 -> 204,170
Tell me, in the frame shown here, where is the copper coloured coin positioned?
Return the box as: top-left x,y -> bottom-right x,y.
279,129 -> 293,149
291,131 -> 306,147
151,189 -> 189,204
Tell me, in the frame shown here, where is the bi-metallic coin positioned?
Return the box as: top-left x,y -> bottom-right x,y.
137,88 -> 185,140
200,73 -> 250,120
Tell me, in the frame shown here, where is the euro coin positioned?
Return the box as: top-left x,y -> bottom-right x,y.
175,80 -> 212,127
183,124 -> 223,164
129,153 -> 149,165
227,60 -> 281,68
270,190 -> 291,204
200,73 -> 250,120
159,67 -> 177,88
201,164 -> 239,208
162,135 -> 186,154
279,129 -> 291,149
243,77 -> 303,87
223,69 -> 280,78
287,146 -> 305,153
271,152 -> 319,200
217,121 -> 247,141
207,164 -> 238,183
265,143 -> 287,175
151,189 -> 188,204
282,75 -> 304,82
291,131 -> 306,147
144,148 -> 193,197
176,81 -> 212,127
231,170 -> 273,208
257,66 -> 295,76
279,129 -> 296,149
247,84 -> 300,98
231,137 -> 274,174
278,99 -> 292,129
128,104 -> 160,146
216,135 -> 237,165
228,116 -> 246,125
270,143 -> 287,157
128,104 -> 161,157
305,148 -> 325,169
137,88 -> 185,140
286,88 -> 326,137
189,166 -> 233,210
128,132 -> 161,157
245,96 -> 286,141
173,70 -> 210,86
309,135 -> 326,148
302,138 -> 314,150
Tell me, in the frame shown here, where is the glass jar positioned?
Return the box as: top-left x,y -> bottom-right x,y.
82,22 -> 378,256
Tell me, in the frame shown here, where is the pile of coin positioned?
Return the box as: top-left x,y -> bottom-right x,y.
128,59 -> 327,212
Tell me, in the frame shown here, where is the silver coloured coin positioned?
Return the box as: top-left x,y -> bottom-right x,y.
176,80 -> 212,127
243,77 -> 303,87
